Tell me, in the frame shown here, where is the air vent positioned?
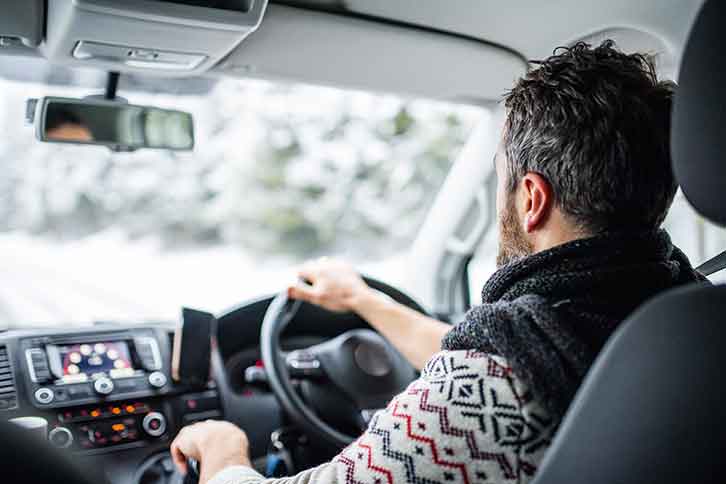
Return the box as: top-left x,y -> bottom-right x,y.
0,345 -> 18,411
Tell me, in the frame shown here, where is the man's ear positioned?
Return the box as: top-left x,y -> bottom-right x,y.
521,172 -> 553,233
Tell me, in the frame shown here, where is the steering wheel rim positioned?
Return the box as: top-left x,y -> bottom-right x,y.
260,277 -> 425,449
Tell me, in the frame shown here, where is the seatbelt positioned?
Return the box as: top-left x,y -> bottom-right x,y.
696,249 -> 726,276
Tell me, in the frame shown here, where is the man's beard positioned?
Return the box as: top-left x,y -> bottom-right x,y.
496,194 -> 534,267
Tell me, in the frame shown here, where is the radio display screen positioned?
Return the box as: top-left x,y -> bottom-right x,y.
57,341 -> 136,382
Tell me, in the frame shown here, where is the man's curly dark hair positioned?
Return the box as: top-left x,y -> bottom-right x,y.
503,40 -> 677,234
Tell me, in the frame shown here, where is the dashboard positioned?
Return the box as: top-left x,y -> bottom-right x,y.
0,323 -> 224,483
7,327 -> 179,447
0,295 -> 372,484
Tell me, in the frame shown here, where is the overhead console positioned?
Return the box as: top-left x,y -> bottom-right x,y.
44,0 -> 268,76
0,0 -> 44,55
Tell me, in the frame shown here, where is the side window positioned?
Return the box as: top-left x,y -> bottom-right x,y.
467,226 -> 498,304
664,191 -> 726,282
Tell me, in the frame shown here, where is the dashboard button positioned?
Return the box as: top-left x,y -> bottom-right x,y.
142,412 -> 167,437
53,388 -> 69,402
115,378 -> 139,391
93,377 -> 114,396
34,387 -> 54,404
134,337 -> 162,371
68,384 -> 92,398
26,348 -> 52,383
148,371 -> 167,389
48,427 -> 73,448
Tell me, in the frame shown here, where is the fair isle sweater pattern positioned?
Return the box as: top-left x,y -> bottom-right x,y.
333,350 -> 555,484
208,350 -> 555,484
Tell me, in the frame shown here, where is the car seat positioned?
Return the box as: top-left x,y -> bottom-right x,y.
531,1 -> 726,483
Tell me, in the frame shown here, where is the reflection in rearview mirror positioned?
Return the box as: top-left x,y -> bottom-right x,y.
31,97 -> 194,151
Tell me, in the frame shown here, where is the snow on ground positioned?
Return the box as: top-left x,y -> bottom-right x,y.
0,231 -> 409,329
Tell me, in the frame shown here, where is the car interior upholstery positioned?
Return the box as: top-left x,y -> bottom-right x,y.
532,1 -> 726,482
0,1 -> 720,484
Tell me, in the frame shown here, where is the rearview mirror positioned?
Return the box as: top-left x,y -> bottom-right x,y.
29,97 -> 194,151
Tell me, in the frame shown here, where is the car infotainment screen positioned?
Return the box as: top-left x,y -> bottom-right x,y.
57,341 -> 135,382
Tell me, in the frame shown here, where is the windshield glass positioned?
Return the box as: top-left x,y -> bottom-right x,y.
0,77 -> 483,327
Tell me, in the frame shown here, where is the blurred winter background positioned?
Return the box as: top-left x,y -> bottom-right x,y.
0,75 -> 483,327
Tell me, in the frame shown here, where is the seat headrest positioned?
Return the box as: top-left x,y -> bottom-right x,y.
671,0 -> 726,226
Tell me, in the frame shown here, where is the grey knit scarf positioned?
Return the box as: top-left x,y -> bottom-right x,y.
441,229 -> 705,421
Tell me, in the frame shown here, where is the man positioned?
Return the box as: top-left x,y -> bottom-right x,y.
171,41 -> 704,484
45,108 -> 94,142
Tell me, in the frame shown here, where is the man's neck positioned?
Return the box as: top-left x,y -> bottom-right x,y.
531,212 -> 590,254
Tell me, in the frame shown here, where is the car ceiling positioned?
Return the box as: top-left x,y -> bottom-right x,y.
218,0 -> 706,101
273,0 -> 705,77
0,1 -> 708,100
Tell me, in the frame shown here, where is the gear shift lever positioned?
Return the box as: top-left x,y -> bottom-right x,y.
183,458 -> 200,484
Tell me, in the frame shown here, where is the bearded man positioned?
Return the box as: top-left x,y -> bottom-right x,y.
171,40 -> 704,484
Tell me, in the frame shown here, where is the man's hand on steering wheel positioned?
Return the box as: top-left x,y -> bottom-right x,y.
170,420 -> 252,484
289,257 -> 450,370
170,259 -> 440,481
287,257 -> 372,313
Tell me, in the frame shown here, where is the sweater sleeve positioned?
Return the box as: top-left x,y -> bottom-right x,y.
208,350 -> 554,484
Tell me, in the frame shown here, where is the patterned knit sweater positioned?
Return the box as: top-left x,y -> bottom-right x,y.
209,350 -> 555,484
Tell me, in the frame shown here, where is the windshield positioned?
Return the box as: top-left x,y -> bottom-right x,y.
0,77 -> 483,327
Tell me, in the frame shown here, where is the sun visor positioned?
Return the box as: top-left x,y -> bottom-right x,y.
215,4 -> 527,103
43,0 -> 268,77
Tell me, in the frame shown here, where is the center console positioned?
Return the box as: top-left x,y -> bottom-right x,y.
23,329 -> 168,407
19,328 -> 178,453
48,400 -> 168,451
3,314 -> 224,484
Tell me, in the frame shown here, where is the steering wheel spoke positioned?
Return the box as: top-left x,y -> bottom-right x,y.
358,408 -> 384,430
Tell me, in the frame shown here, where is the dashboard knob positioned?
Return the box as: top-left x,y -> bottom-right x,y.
142,412 -> 167,437
93,377 -> 114,396
148,371 -> 167,389
48,427 -> 73,449
34,387 -> 54,404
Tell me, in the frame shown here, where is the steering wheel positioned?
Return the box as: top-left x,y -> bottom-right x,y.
260,278 -> 423,449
